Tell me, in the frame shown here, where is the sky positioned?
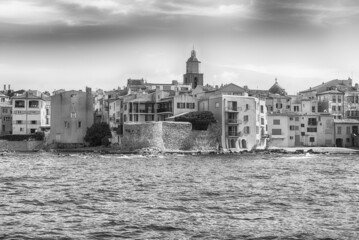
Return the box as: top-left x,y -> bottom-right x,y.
0,0 -> 359,94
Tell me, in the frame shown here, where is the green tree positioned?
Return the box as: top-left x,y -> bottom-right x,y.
84,122 -> 112,146
175,111 -> 217,130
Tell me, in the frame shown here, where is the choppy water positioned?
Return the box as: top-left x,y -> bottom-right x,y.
1,152 -> 359,239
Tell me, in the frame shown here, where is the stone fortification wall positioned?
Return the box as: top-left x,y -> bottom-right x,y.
0,140 -> 44,151
121,121 -> 219,152
121,122 -> 164,151
162,122 -> 192,150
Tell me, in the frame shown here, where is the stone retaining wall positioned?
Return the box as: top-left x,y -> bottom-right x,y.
121,121 -> 219,151
0,140 -> 44,151
162,121 -> 192,150
121,122 -> 164,151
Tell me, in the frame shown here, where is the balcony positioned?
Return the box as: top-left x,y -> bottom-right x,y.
226,119 -> 241,124
226,106 -> 240,112
157,108 -> 172,113
227,131 -> 240,137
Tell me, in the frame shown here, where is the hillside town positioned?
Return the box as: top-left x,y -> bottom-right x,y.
1,49 -> 359,151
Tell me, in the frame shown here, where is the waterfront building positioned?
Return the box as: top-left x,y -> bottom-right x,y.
11,91 -> 49,134
267,112 -> 334,147
127,79 -> 191,93
199,93 -> 267,150
0,105 -> 12,135
333,119 -> 359,147
48,88 -> 93,145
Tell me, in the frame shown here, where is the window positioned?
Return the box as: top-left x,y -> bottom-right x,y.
295,126 -> 299,130
46,109 -> 49,115
290,117 -> 293,121
301,132 -> 305,136
246,104 -> 249,110
260,105 -> 264,113
346,138 -> 350,143
261,118 -> 264,125
338,96 -> 342,103
3,117 -> 10,121
2,108 -> 7,113
310,137 -> 315,142
16,120 -> 22,124
215,102 -> 219,108
30,129 -> 36,133
15,100 -> 25,108
295,117 -> 299,121
20,127 -> 23,132
332,96 -> 336,103
186,103 -> 195,109
244,115 -> 249,122
30,120 -> 37,124
294,106 -> 299,112
71,112 -> 77,118
46,118 -> 49,124
347,126 -> 350,134
337,126 -> 342,134
301,124 -> 305,127
290,136 -> 294,140
134,115 -> 138,122
78,121 -> 82,128
289,126 -> 295,131
307,128 -> 317,132
129,115 -> 133,121
332,106 -> 336,111
273,119 -> 280,125
1,98 -> 4,102
244,126 -> 250,134
338,106 -> 341,111
286,105 -> 290,109
29,101 -> 39,108
65,121 -> 69,128
308,118 -> 317,126
312,106 -> 316,113
177,103 -> 181,108
272,129 -> 282,135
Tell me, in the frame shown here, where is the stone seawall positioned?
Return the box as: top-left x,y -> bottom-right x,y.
162,122 -> 192,150
0,140 -> 44,151
121,121 -> 219,152
121,122 -> 165,151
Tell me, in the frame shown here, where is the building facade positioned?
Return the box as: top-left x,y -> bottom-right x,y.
11,91 -> 49,134
48,88 -> 93,144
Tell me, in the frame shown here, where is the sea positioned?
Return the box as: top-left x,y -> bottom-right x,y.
0,152 -> 358,240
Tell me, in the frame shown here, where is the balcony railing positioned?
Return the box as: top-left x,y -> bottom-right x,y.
157,108 -> 172,113
226,106 -> 240,112
227,131 -> 240,137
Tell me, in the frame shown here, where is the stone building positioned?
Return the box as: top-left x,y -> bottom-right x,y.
48,88 -> 93,145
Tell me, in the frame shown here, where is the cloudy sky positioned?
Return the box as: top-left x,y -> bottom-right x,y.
0,0 -> 358,94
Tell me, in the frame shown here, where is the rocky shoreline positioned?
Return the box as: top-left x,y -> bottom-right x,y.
48,146 -> 359,156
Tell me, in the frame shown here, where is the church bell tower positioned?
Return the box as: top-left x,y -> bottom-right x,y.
183,48 -> 204,89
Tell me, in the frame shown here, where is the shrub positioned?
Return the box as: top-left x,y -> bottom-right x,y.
174,111 -> 217,130
84,122 -> 112,146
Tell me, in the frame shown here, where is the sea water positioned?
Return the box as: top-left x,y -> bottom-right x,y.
1,152 -> 359,239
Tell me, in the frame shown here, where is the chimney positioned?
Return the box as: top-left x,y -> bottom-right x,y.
8,85 -> 10,91
3,85 -> 6,91
244,85 -> 248,90
355,83 -> 358,90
